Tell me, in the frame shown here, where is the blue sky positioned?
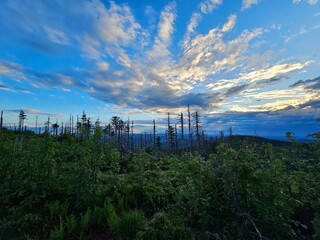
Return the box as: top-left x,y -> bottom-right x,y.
0,0 -> 319,137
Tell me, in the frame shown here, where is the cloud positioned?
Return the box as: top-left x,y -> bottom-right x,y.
290,76 -> 320,90
238,62 -> 309,82
285,24 -> 320,42
0,60 -> 80,89
245,90 -> 302,100
0,0 -> 317,127
200,0 -> 222,14
183,0 -> 223,45
0,84 -> 15,92
144,5 -> 157,29
222,14 -> 237,32
95,1 -> 142,46
183,12 -> 202,45
204,99 -> 320,136
157,1 -> 176,44
242,0 -> 259,10
293,0 -> 319,4
44,26 -> 69,45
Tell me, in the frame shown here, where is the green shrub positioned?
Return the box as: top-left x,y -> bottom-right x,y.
80,207 -> 92,232
140,212 -> 194,240
49,220 -> 64,240
65,214 -> 77,237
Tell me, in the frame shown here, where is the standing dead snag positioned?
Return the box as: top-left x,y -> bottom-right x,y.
179,112 -> 184,149
188,105 -> 192,153
194,111 -> 201,149
153,119 -> 156,150
44,116 -> 51,134
0,110 -> 3,130
18,110 -> 27,132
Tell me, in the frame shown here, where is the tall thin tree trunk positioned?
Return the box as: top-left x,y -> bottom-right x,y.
131,121 -> 134,150
167,112 -> 170,151
188,105 -> 192,153
195,111 -> 200,149
179,113 -> 184,148
0,110 -> 3,130
175,124 -> 178,153
35,116 -> 38,134
153,119 -> 156,150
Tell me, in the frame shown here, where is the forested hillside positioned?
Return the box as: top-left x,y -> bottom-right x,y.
0,128 -> 319,239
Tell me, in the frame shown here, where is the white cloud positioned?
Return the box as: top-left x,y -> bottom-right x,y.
157,1 -> 176,44
79,35 -> 101,60
97,61 -> 109,71
245,89 -> 303,100
238,62 -> 309,81
200,0 -> 222,14
187,13 -> 202,34
1,0 -> 317,116
293,0 -> 319,4
261,95 -> 317,111
44,26 -> 69,45
207,61 -> 310,93
308,0 -> 319,4
95,1 -> 142,46
242,0 -> 259,9
222,14 -> 237,32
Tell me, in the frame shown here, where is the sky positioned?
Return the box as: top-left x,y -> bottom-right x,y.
0,0 -> 320,138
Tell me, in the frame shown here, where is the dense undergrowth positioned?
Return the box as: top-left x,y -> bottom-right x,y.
0,128 -> 319,239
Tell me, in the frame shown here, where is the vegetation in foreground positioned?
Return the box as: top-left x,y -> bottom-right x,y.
0,128 -> 319,240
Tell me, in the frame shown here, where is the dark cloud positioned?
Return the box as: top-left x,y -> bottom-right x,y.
258,75 -> 288,85
225,84 -> 250,97
204,99 -> 320,137
0,60 -> 83,89
0,84 -> 11,89
290,76 -> 320,90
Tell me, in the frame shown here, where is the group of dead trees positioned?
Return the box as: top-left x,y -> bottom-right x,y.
1,106 -> 209,153
165,105 -> 205,153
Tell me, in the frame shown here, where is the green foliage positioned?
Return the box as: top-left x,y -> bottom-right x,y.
115,210 -> 146,239
80,207 -> 92,232
140,212 -> 194,240
106,203 -> 119,233
0,130 -> 319,239
64,214 -> 77,237
49,218 -> 64,240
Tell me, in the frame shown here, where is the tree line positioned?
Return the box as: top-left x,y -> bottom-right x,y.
0,106 -> 228,154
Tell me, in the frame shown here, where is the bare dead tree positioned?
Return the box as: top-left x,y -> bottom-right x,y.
229,126 -> 233,137
44,116 -> 51,134
131,121 -> 134,150
153,119 -> 156,150
175,124 -> 178,153
35,116 -> 38,134
167,112 -> 170,150
18,110 -> 27,132
188,105 -> 192,152
179,112 -> 184,148
0,110 -> 3,130
194,111 -> 200,148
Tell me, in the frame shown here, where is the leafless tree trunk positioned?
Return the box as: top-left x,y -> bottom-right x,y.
0,110 -> 3,130
188,105 -> 192,153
